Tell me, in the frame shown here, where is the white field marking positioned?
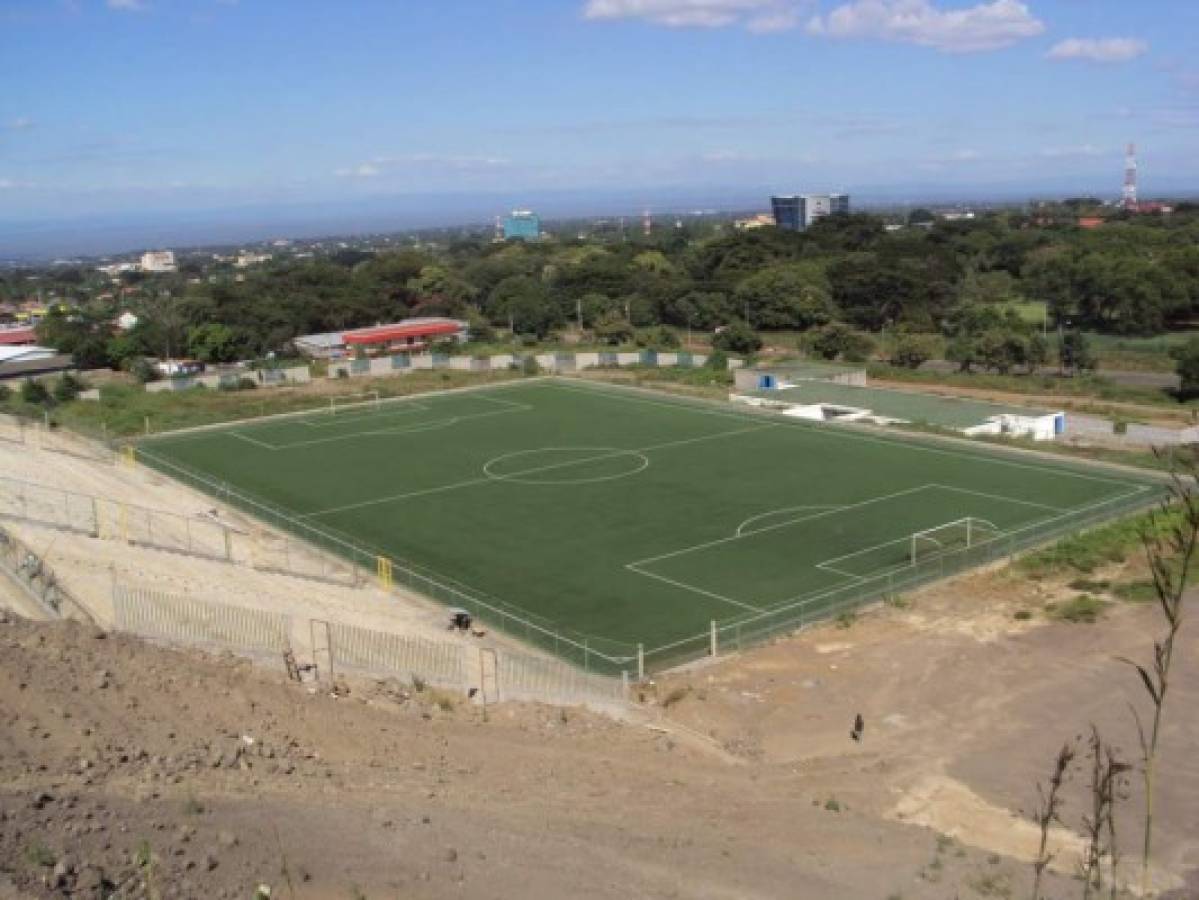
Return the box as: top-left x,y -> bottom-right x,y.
301,422 -> 778,519
141,376 -> 545,445
624,566 -> 764,613
483,447 -> 651,485
547,379 -> 1144,490
627,483 -> 938,570
735,505 -> 844,537
637,483 -> 1162,661
252,404 -> 533,451
931,483 -> 1062,513
757,484 -> 1158,617
229,430 -> 277,450
297,400 -> 431,429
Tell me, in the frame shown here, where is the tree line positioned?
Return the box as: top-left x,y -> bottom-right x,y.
6,204 -> 1198,373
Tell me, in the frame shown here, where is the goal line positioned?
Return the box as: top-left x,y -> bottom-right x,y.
910,517 -> 1003,566
329,391 -> 381,414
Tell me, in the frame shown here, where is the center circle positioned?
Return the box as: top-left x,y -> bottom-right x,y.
483,446 -> 650,485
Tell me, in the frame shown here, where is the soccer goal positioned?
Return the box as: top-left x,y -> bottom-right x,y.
910,517 -> 1003,566
329,391 -> 381,414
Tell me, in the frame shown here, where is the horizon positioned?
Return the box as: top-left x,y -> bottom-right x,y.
3,0 -> 1197,257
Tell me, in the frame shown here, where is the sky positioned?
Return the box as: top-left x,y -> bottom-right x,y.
1,0 -> 1197,255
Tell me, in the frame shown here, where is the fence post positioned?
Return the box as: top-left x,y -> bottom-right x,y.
637,643 -> 644,682
90,497 -> 100,537
621,670 -> 629,700
710,620 -> 717,657
223,527 -> 233,562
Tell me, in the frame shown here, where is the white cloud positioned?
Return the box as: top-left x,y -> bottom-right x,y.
1046,37 -> 1147,64
6,117 -> 33,131
0,178 -> 35,190
806,0 -> 1044,53
1039,144 -> 1106,159
582,0 -> 805,32
335,155 -> 512,179
107,0 -> 147,11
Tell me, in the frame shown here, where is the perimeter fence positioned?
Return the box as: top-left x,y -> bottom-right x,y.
113,583 -> 292,657
134,445 -> 638,676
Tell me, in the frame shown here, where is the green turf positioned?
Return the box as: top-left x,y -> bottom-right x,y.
137,379 -> 1163,674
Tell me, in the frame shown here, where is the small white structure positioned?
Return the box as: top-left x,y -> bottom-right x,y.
116,311 -> 139,331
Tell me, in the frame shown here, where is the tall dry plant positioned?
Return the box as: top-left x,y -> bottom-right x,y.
1031,740 -> 1076,900
1079,726 -> 1131,900
1122,452 -> 1198,895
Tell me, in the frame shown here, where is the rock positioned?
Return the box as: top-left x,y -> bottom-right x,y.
217,830 -> 238,849
93,670 -> 110,690
205,853 -> 219,871
444,848 -> 458,863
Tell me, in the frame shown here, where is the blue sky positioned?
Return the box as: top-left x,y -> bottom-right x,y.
1,0 -> 1197,248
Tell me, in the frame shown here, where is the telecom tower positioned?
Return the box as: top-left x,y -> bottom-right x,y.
1123,143 -> 1138,211
642,208 -> 652,237
493,216 -> 503,242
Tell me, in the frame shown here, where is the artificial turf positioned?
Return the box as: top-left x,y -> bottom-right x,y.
138,378 -> 1162,673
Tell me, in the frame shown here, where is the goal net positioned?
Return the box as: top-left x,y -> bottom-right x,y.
910,517 -> 1002,566
329,391 -> 381,414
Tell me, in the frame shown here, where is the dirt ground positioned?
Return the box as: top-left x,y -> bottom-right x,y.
2,418 -> 1198,899
2,567 -> 1197,898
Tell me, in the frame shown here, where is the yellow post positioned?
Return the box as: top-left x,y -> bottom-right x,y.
120,445 -> 136,468
377,556 -> 393,589
119,505 -> 129,544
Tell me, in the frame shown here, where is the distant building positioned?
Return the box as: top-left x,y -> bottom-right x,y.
770,194 -> 850,231
235,252 -> 272,269
503,210 -> 541,241
734,213 -> 775,231
293,317 -> 470,359
0,325 -> 37,346
1078,217 -> 1105,230
140,250 -> 177,273
0,345 -> 76,381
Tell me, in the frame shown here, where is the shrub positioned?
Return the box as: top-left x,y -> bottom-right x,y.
889,334 -> 935,369
0,383 -> 10,403
1045,594 -> 1105,624
712,321 -> 762,354
521,355 -> 541,376
705,349 -> 729,371
19,378 -> 51,406
52,372 -> 85,403
237,377 -> 257,391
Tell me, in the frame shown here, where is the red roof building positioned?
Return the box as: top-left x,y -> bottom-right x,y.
0,326 -> 37,346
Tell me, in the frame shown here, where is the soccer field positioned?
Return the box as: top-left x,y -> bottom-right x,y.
137,379 -> 1163,675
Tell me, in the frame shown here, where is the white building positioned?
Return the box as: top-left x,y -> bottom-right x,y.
235,252 -> 272,269
140,250 -> 177,273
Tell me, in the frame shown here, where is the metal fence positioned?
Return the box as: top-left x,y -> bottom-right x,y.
0,523 -> 93,621
113,583 -> 292,655
497,649 -> 628,707
134,446 -> 635,675
0,476 -> 358,584
326,621 -> 467,689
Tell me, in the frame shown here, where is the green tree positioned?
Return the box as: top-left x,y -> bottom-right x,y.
592,312 -> 634,346
711,321 -> 762,354
805,323 -> 875,362
1172,338 -> 1199,398
889,333 -> 936,369
1059,328 -> 1096,376
733,264 -> 834,330
186,323 -> 240,363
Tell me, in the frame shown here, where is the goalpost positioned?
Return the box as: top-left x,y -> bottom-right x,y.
910,517 -> 1002,566
329,391 -> 381,415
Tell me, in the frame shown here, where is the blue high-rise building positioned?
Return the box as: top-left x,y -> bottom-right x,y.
770,194 -> 850,231
770,196 -> 805,231
503,209 -> 541,241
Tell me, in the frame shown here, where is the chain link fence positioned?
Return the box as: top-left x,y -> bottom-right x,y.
113,583 -> 292,657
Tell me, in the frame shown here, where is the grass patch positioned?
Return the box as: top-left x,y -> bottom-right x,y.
1045,594 -> 1106,624
24,841 -> 56,867
1112,579 -> 1158,603
1067,577 -> 1111,592
1019,507 -> 1178,576
967,871 -> 1013,898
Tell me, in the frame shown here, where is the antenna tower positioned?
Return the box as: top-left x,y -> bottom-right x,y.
642,208 -> 652,236
1123,143 -> 1138,211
